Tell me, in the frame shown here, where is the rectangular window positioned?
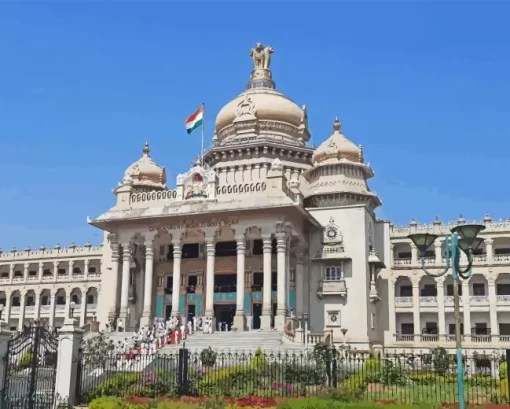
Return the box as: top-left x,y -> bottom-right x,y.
14,271 -> 22,277
324,266 -> 341,281
448,323 -> 464,334
182,243 -> 199,259
497,284 -> 510,296
425,322 -> 438,334
56,296 -> 65,305
500,323 -> 510,336
43,269 -> 51,275
87,294 -> 94,304
472,283 -> 486,296
12,297 -> 20,307
252,239 -> 263,256
28,270 -> 37,276
73,267 -> 81,274
399,285 -> 412,297
42,296 -> 49,305
58,268 -> 66,275
88,266 -> 96,273
26,297 -> 34,306
401,323 -> 414,334
446,284 -> 463,296
420,284 -> 437,296
215,241 -> 237,257
397,252 -> 411,259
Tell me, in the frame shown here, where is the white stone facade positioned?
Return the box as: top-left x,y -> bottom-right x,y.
0,44 -> 507,352
0,244 -> 101,331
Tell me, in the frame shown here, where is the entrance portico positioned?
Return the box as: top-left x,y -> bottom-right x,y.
99,216 -> 304,333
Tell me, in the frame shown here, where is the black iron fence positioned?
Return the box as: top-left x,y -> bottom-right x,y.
75,347 -> 510,405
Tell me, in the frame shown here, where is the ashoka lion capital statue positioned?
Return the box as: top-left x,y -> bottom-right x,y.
250,43 -> 274,71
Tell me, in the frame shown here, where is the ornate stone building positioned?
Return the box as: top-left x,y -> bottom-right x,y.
0,44 -> 509,352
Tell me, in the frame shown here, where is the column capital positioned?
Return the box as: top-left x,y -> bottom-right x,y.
485,238 -> 494,245
53,261 -> 59,268
171,230 -> 185,244
143,231 -> 158,246
145,244 -> 154,258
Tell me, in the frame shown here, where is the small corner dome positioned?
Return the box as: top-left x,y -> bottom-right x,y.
122,142 -> 166,190
312,118 -> 363,165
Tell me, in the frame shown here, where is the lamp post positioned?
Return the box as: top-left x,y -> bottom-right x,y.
408,223 -> 485,409
70,301 -> 76,318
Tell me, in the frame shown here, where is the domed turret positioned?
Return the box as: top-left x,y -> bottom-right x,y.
312,117 -> 363,164
121,142 -> 166,190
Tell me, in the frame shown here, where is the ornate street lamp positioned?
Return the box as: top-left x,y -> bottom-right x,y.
70,301 -> 76,318
408,223 -> 485,409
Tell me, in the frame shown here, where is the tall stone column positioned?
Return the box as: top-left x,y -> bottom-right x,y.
205,234 -> 216,320
84,259 -> 90,279
109,242 -> 120,317
171,235 -> 183,317
18,291 -> 26,330
38,262 -> 44,281
49,293 -> 56,327
34,292 -> 41,321
295,254 -> 305,317
53,261 -> 59,281
275,229 -> 287,330
388,277 -> 396,342
119,242 -> 132,326
23,263 -> 29,282
488,278 -> 498,337
79,288 -> 87,327
412,280 -> 421,337
435,240 -> 443,265
462,281 -> 471,338
485,239 -> 493,262
234,232 -> 246,331
260,233 -> 273,330
436,277 -> 446,338
141,237 -> 155,327
411,244 -> 418,265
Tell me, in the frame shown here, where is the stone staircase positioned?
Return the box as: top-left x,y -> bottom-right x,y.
159,330 -> 308,354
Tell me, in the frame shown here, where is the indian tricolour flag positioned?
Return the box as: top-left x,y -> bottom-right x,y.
185,105 -> 204,135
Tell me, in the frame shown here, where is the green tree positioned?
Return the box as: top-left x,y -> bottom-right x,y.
431,347 -> 449,376
81,332 -> 116,369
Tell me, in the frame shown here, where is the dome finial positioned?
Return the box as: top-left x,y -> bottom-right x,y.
333,116 -> 342,132
143,141 -> 150,156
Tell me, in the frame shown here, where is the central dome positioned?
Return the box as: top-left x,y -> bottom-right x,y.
215,88 -> 304,135
213,43 -> 310,146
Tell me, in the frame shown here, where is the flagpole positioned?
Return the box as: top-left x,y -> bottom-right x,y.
201,103 -> 205,166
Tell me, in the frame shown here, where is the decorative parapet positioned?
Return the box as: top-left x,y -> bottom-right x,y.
390,214 -> 510,237
0,244 -> 103,261
130,189 -> 178,207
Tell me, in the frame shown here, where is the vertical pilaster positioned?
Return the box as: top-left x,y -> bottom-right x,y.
49,292 -> 56,327
23,263 -> 29,283
412,280 -> 421,337
53,261 -> 59,281
34,292 -> 41,321
79,288 -> 87,326
436,277 -> 446,337
119,242 -> 132,324
435,240 -> 443,265
38,262 -> 44,281
261,233 -> 273,330
69,260 -> 75,277
462,281 -> 471,338
171,235 -> 183,318
488,278 -> 498,337
275,228 -> 287,330
485,239 -> 493,262
411,244 -> 418,265
18,291 -> 26,330
234,232 -> 246,331
84,259 -> 90,278
295,255 -> 305,317
205,234 -> 216,320
388,277 -> 396,341
141,236 -> 155,327
109,242 -> 120,317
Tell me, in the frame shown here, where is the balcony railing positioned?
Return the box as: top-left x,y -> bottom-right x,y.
395,296 -> 413,305
392,251 -> 510,267
470,295 -> 489,303
393,332 -> 510,344
497,295 -> 510,302
420,296 -> 437,305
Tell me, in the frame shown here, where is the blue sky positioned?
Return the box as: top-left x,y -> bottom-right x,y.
0,2 -> 509,249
